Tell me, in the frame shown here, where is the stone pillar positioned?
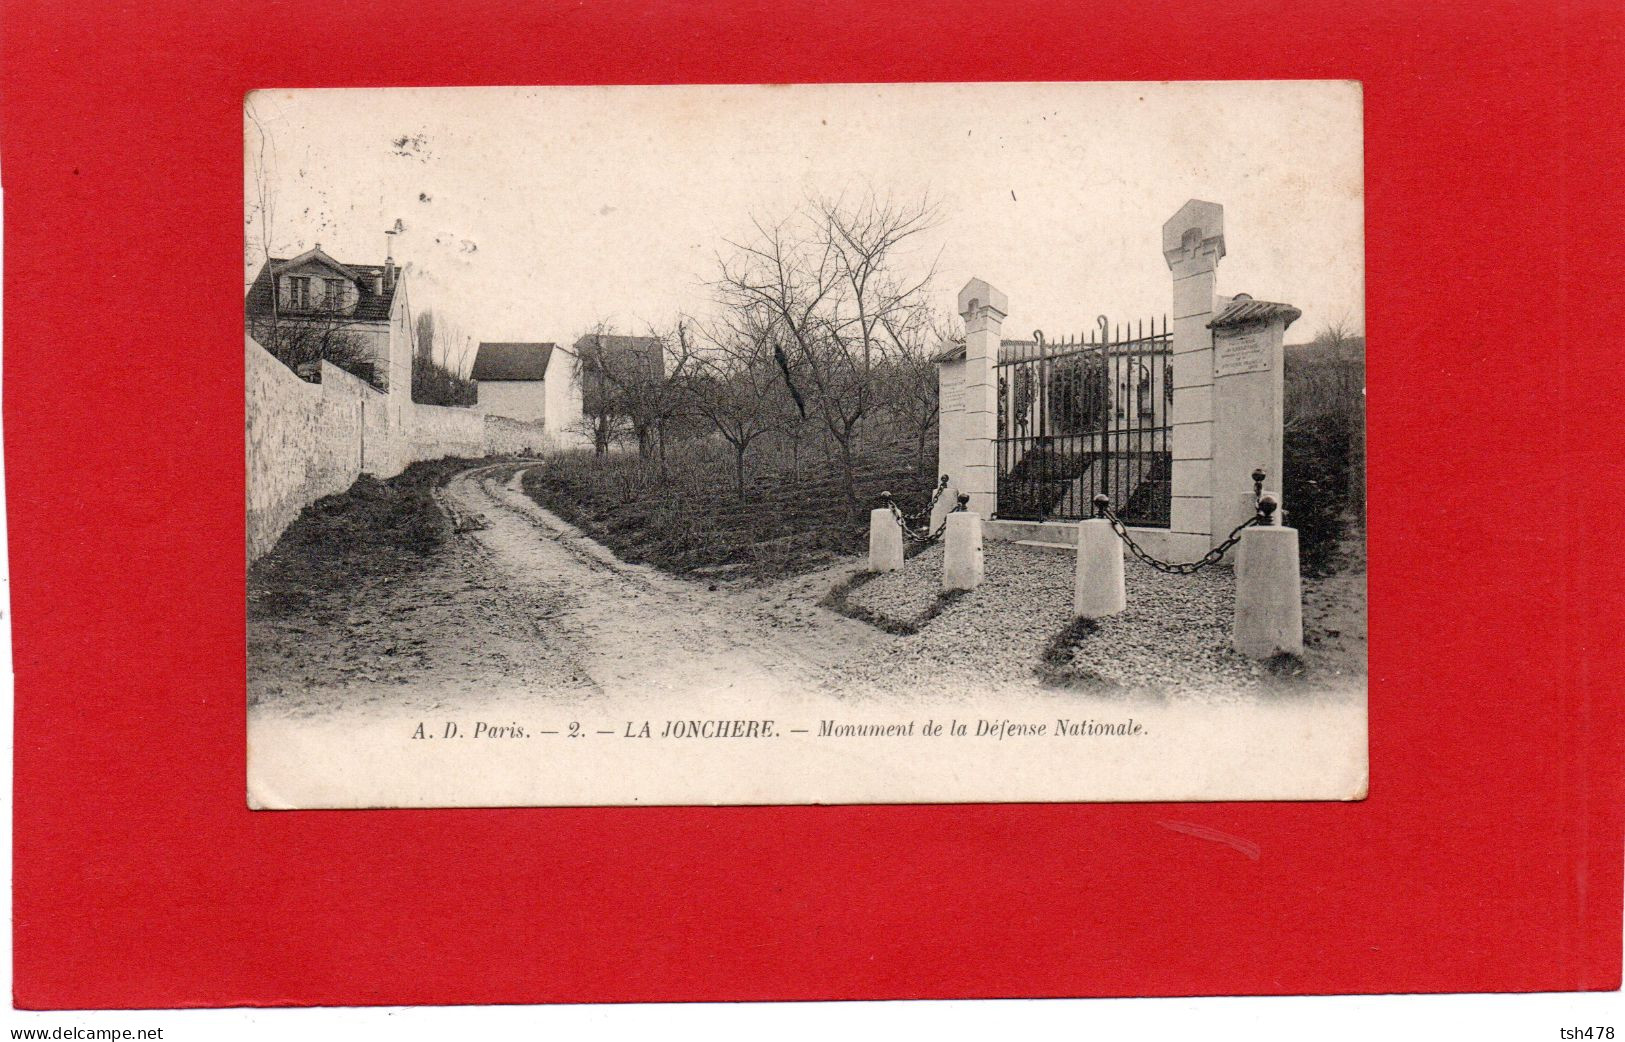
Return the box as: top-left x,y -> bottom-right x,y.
1162,200 -> 1225,560
1209,301 -> 1298,542
868,508 -> 903,572
942,510 -> 984,592
957,278 -> 1007,518
1233,507 -> 1304,658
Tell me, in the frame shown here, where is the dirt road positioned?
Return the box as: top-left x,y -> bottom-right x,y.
248,462 -> 886,719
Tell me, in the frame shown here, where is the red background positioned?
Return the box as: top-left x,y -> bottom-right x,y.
4,0 -> 1622,1009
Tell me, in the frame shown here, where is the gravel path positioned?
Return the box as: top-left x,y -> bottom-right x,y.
834,542 -> 1076,697
839,539 -> 1364,703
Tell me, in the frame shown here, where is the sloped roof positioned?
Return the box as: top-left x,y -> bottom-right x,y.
1208,297 -> 1301,330
471,342 -> 556,381
245,255 -> 399,323
932,338 -> 1039,364
571,334 -> 665,377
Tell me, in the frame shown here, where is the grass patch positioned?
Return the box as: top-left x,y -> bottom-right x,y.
821,571 -> 969,635
920,588 -> 970,627
1039,616 -> 1098,666
249,456 -> 504,619
520,438 -> 939,583
1033,616 -> 1128,692
1254,649 -> 1323,696
1263,650 -> 1308,678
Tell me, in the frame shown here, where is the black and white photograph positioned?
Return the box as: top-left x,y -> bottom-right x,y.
244,82 -> 1367,807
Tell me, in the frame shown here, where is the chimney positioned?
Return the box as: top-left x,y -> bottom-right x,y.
384,229 -> 397,291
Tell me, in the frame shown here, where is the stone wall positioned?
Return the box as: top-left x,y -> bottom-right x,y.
247,333 -> 559,564
483,414 -> 561,457
309,363 -> 369,499
408,403 -> 487,464
247,333 -> 324,563
360,371 -> 400,479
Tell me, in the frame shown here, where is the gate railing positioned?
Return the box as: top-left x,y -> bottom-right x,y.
994,315 -> 1172,526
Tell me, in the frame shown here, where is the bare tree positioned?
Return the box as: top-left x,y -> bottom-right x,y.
574,321 -> 701,461
250,302 -> 382,387
245,96 -> 278,300
1312,313 -> 1365,524
880,308 -> 952,476
409,309 -> 476,406
442,328 -> 475,382
643,320 -> 703,462
572,322 -> 628,456
1285,313 -> 1364,432
686,311 -> 790,499
1315,313 -> 1361,364
414,311 -> 436,363
245,98 -> 386,388
431,314 -> 476,379
716,190 -> 938,513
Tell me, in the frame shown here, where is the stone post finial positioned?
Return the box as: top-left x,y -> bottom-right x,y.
1162,199 -> 1226,273
957,278 -> 1009,328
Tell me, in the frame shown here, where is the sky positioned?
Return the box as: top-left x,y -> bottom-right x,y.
245,82 -> 1363,367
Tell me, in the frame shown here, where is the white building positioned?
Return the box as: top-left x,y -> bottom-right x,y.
472,341 -> 582,436
245,243 -> 415,427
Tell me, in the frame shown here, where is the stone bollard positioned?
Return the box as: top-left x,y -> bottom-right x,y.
868,506 -> 904,573
1232,495 -> 1304,657
942,509 -> 984,592
1074,503 -> 1126,619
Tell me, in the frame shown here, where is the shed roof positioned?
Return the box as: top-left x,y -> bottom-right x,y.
932,338 -> 1039,364
471,342 -> 557,381
1207,297 -> 1302,330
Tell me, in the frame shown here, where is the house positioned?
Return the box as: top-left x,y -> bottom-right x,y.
471,341 -> 583,436
570,333 -> 665,406
570,333 -> 666,452
245,243 -> 414,404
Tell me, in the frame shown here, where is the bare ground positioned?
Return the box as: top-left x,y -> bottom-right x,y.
248,463 -> 889,719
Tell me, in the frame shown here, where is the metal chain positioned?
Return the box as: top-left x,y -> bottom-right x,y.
881,477 -> 963,547
883,473 -> 1274,568
901,476 -> 950,526
1082,472 -> 1277,575
1097,504 -> 1261,574
920,496 -> 968,544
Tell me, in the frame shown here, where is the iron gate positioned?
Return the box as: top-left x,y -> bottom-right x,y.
995,315 -> 1173,526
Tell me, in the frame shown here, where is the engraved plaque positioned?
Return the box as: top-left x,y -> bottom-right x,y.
1214,328 -> 1271,378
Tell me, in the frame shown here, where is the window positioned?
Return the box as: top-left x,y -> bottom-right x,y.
287,276 -> 311,309
325,278 -> 345,309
